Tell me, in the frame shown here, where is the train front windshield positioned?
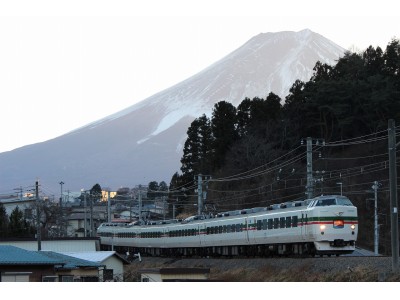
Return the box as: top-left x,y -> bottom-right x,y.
314,197 -> 354,207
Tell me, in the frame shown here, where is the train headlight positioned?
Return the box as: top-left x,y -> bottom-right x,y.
350,224 -> 356,230
320,224 -> 326,235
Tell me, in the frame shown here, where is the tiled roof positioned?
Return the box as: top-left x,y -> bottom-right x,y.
0,245 -> 63,265
39,251 -> 102,270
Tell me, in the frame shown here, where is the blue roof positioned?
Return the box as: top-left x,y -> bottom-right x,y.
0,245 -> 63,265
39,251 -> 102,270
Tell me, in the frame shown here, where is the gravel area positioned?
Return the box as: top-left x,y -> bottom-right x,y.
125,256 -> 398,281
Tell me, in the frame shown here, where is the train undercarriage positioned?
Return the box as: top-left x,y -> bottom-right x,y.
101,242 -> 354,259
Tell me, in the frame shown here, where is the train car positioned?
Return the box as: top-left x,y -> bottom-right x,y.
97,195 -> 358,257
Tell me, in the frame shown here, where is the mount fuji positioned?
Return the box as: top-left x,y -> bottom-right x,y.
0,29 -> 345,193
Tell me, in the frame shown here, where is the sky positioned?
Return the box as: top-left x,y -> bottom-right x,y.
0,0 -> 399,153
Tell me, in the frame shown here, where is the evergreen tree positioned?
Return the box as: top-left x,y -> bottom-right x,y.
148,181 -> 159,200
211,101 -> 238,170
8,206 -> 29,237
90,183 -> 102,202
0,203 -> 9,238
180,114 -> 213,178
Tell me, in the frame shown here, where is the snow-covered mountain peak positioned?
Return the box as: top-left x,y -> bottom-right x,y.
0,30 -> 346,191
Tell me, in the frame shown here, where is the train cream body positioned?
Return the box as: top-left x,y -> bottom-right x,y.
97,195 -> 358,257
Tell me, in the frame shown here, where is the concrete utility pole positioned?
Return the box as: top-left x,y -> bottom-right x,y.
195,174 -> 212,215
197,174 -> 202,215
388,119 -> 399,272
90,194 -> 94,237
301,137 -> 325,199
83,191 -> 87,237
59,181 -> 64,237
372,181 -> 380,256
306,137 -> 313,199
107,191 -> 111,223
138,185 -> 142,223
35,180 -> 41,251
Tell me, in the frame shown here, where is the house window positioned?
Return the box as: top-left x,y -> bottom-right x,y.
42,276 -> 58,282
61,276 -> 74,282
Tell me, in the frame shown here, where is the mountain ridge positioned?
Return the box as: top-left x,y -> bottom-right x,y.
0,29 -> 345,193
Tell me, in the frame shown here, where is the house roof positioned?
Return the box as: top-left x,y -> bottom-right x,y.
39,251 -> 103,270
0,245 -> 63,266
61,251 -> 130,264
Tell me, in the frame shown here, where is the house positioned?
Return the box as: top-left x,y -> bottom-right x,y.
39,251 -> 103,282
61,251 -> 130,281
0,237 -> 100,252
139,268 -> 211,282
0,246 -> 107,282
0,245 -> 63,282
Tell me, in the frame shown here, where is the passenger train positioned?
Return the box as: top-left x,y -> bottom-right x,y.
97,195 -> 358,257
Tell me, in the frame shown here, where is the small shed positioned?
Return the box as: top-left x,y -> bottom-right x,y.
139,268 -> 210,282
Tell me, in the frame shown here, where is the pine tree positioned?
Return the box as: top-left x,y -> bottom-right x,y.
0,203 -> 9,238
8,206 -> 29,237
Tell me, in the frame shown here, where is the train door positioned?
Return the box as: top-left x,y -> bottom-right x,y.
301,210 -> 313,240
199,223 -> 207,246
301,211 -> 308,240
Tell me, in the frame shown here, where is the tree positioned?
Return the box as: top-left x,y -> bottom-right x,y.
90,183 -> 102,202
180,114 -> 213,178
147,181 -> 159,200
8,206 -> 32,237
211,101 -> 238,170
0,203 -> 9,237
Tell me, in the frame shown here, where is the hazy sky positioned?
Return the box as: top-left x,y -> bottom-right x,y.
0,0 -> 399,153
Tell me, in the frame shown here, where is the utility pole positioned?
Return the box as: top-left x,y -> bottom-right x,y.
301,137 -> 325,199
59,181 -> 64,237
83,191 -> 87,237
138,185 -> 142,223
107,191 -> 111,223
388,119 -> 399,272
195,174 -> 212,215
35,180 -> 41,251
306,137 -> 313,199
372,181 -> 380,256
90,194 -> 94,237
197,174 -> 202,215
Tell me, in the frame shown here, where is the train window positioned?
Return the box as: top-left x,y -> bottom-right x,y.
227,225 -> 231,233
257,220 -> 262,230
268,219 -> 273,230
262,219 -> 268,230
286,217 -> 292,228
223,225 -> 227,233
315,198 -> 336,206
280,217 -> 285,228
292,216 -> 298,227
218,226 -> 222,234
274,218 -> 279,229
231,224 -> 235,232
236,224 -> 241,232
206,227 -> 210,235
